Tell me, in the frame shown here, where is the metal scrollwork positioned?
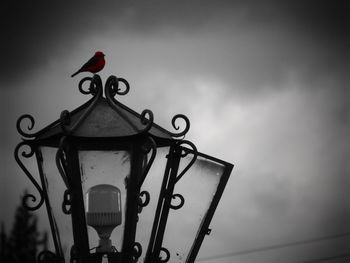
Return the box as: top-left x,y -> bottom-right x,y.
79,77 -> 93,94
105,75 -> 155,134
78,74 -> 103,95
70,245 -> 79,263
14,141 -> 44,211
56,137 -> 72,215
174,140 -> 198,184
169,114 -> 190,138
138,191 -> 150,213
90,74 -> 103,95
105,75 -> 140,132
61,75 -> 103,135
140,109 -> 154,133
131,242 -> 142,262
59,110 -> 71,135
104,75 -> 130,97
37,250 -> 61,263
56,137 -> 69,188
159,247 -> 170,263
139,137 -> 157,187
116,78 -> 130,95
62,189 -> 72,214
16,114 -> 39,138
169,193 -> 185,210
105,75 -> 119,96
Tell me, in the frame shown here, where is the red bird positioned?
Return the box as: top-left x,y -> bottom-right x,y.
71,51 -> 105,77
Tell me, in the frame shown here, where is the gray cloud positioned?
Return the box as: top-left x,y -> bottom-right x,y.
1,0 -> 346,85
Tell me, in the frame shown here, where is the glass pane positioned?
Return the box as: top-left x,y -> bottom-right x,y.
40,146 -> 73,262
162,153 -> 225,263
78,150 -> 130,253
135,147 -> 170,262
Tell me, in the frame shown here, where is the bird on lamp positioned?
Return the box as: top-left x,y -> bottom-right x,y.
71,51 -> 105,77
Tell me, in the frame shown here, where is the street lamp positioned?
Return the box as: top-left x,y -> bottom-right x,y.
15,74 -> 233,263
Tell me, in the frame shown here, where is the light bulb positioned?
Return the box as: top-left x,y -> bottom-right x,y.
86,184 -> 122,252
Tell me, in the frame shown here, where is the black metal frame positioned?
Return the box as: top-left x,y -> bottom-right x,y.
14,74 -> 233,263
185,151 -> 233,262
144,145 -> 233,263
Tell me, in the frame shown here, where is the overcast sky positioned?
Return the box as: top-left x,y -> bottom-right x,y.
1,1 -> 348,262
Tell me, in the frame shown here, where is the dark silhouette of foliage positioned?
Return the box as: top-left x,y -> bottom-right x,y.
0,191 -> 48,263
1,223 -> 7,261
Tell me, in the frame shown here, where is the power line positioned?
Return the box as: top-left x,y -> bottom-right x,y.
196,232 -> 350,262
299,253 -> 350,263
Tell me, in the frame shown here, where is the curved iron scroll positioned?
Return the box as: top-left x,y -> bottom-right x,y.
70,245 -> 78,263
104,75 -> 130,96
169,193 -> 185,210
37,250 -> 61,263
105,75 -> 155,133
138,190 -> 151,214
159,247 -> 170,263
55,136 -> 72,214
139,137 -> 157,188
61,74 -> 103,135
55,136 -> 69,189
168,114 -> 190,138
174,140 -> 198,184
62,189 -> 72,215
139,191 -> 150,207
78,75 -> 102,95
140,109 -> 154,133
104,75 -> 142,133
131,242 -> 143,263
16,114 -> 39,138
14,141 -> 44,211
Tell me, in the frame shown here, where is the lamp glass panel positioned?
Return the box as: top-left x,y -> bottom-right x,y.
162,153 -> 225,263
135,146 -> 170,262
78,150 -> 130,253
39,146 -> 74,262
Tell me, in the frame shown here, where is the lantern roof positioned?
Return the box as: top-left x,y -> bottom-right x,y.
17,75 -> 189,146
36,96 -> 173,140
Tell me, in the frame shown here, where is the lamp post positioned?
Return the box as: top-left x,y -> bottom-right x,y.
15,74 -> 233,263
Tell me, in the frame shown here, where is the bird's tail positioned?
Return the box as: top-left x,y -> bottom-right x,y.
71,71 -> 80,77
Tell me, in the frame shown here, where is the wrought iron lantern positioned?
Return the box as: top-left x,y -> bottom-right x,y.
15,74 -> 233,263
